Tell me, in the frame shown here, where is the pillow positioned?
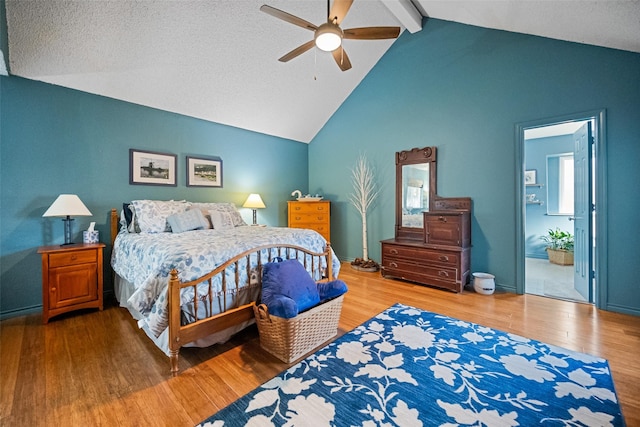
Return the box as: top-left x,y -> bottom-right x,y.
122,203 -> 133,228
209,210 -> 235,230
130,200 -> 189,233
121,203 -> 140,233
119,208 -> 129,233
317,280 -> 348,302
261,259 -> 321,319
167,209 -> 209,233
191,202 -> 247,227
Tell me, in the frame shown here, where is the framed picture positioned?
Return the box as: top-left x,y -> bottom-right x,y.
129,149 -> 177,186
186,156 -> 223,187
524,169 -> 537,185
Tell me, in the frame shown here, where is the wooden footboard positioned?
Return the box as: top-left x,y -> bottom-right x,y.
109,208 -> 334,376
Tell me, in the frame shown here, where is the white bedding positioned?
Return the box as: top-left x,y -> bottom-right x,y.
111,225 -> 340,339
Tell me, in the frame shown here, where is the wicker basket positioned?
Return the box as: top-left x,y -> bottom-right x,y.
253,295 -> 344,363
547,248 -> 574,266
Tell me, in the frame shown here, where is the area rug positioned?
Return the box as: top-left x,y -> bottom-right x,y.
197,303 -> 624,426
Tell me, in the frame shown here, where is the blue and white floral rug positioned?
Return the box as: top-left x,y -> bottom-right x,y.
197,303 -> 624,426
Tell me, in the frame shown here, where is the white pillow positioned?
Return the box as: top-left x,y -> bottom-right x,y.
191,202 -> 247,227
167,209 -> 209,233
209,210 -> 235,230
130,200 -> 189,233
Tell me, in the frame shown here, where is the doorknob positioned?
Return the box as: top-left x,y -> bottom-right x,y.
568,217 -> 576,221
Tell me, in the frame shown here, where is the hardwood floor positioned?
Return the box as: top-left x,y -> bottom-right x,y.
2,262 -> 639,426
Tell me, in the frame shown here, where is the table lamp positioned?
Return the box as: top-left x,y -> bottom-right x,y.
43,194 -> 93,245
243,193 -> 266,225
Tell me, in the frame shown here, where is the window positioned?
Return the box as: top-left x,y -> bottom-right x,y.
546,153 -> 574,215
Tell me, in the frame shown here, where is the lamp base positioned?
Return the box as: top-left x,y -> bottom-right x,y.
62,216 -> 75,245
252,209 -> 258,226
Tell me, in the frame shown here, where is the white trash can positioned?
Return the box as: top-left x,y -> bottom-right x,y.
473,272 -> 495,295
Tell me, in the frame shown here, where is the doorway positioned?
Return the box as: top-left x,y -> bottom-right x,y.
515,110 -> 607,308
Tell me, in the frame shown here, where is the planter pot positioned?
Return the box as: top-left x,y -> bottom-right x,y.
472,272 -> 495,295
351,264 -> 380,273
546,248 -> 574,266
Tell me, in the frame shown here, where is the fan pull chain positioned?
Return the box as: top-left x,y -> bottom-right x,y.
314,48 -> 317,81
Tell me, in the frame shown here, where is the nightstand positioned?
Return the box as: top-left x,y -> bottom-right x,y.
37,243 -> 105,324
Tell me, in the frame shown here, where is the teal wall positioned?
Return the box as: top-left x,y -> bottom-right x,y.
0,77 -> 308,317
2,18 -> 639,318
309,19 -> 640,315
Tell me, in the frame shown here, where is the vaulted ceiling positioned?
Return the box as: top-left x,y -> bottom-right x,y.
5,1 -> 640,143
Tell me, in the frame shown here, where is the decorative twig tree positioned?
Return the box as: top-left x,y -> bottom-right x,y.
349,153 -> 380,270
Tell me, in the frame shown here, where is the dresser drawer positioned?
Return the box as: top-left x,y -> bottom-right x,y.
383,244 -> 459,266
289,202 -> 330,214
49,249 -> 98,268
289,213 -> 329,224
381,258 -> 458,283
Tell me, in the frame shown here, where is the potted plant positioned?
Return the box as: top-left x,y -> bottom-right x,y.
541,228 -> 574,265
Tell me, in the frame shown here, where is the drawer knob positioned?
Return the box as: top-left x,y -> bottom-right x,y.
71,255 -> 77,261
390,249 -> 398,255
438,216 -> 447,222
438,270 -> 449,277
390,262 -> 398,268
51,287 -> 56,292
439,255 -> 449,262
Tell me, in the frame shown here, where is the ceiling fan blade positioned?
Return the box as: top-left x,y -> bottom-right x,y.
278,40 -> 316,62
343,26 -> 401,40
332,46 -> 352,71
260,5 -> 317,31
329,0 -> 353,25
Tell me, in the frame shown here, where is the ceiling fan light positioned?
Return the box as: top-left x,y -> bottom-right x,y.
315,23 -> 342,52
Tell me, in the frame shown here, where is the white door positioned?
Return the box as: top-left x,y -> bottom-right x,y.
572,122 -> 593,301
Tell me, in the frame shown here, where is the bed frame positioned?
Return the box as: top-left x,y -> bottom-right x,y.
109,209 -> 334,375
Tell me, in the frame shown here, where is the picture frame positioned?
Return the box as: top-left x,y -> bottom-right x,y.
524,169 -> 537,185
130,149 -> 177,186
186,156 -> 223,187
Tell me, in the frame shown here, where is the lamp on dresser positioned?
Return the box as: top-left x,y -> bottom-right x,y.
243,193 -> 266,225
42,194 -> 92,245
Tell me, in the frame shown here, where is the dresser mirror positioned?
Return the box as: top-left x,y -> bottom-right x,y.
395,146 -> 437,240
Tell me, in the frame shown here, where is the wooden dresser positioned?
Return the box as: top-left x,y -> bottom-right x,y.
38,243 -> 105,323
381,210 -> 471,292
380,146 -> 472,293
287,201 -> 331,242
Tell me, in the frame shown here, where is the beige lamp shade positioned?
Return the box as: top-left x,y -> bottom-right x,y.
243,193 -> 266,209
43,194 -> 92,245
243,194 -> 265,225
43,194 -> 93,217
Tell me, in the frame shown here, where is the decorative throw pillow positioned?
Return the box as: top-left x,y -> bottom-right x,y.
317,279 -> 348,302
209,210 -> 235,230
167,209 -> 209,233
261,259 -> 321,319
191,202 -> 247,227
130,200 -> 189,233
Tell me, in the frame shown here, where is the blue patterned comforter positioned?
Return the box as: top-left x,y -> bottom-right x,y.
111,226 -> 340,337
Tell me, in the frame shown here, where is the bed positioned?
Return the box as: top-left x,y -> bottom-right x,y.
109,200 -> 340,375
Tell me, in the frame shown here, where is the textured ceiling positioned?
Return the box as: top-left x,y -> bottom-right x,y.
6,1 -> 640,143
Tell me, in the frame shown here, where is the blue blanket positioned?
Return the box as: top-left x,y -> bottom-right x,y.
197,303 -> 624,426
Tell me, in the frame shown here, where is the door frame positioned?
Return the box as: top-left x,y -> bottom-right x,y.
515,109 -> 607,308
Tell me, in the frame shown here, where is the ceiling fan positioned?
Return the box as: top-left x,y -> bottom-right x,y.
260,0 -> 401,71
